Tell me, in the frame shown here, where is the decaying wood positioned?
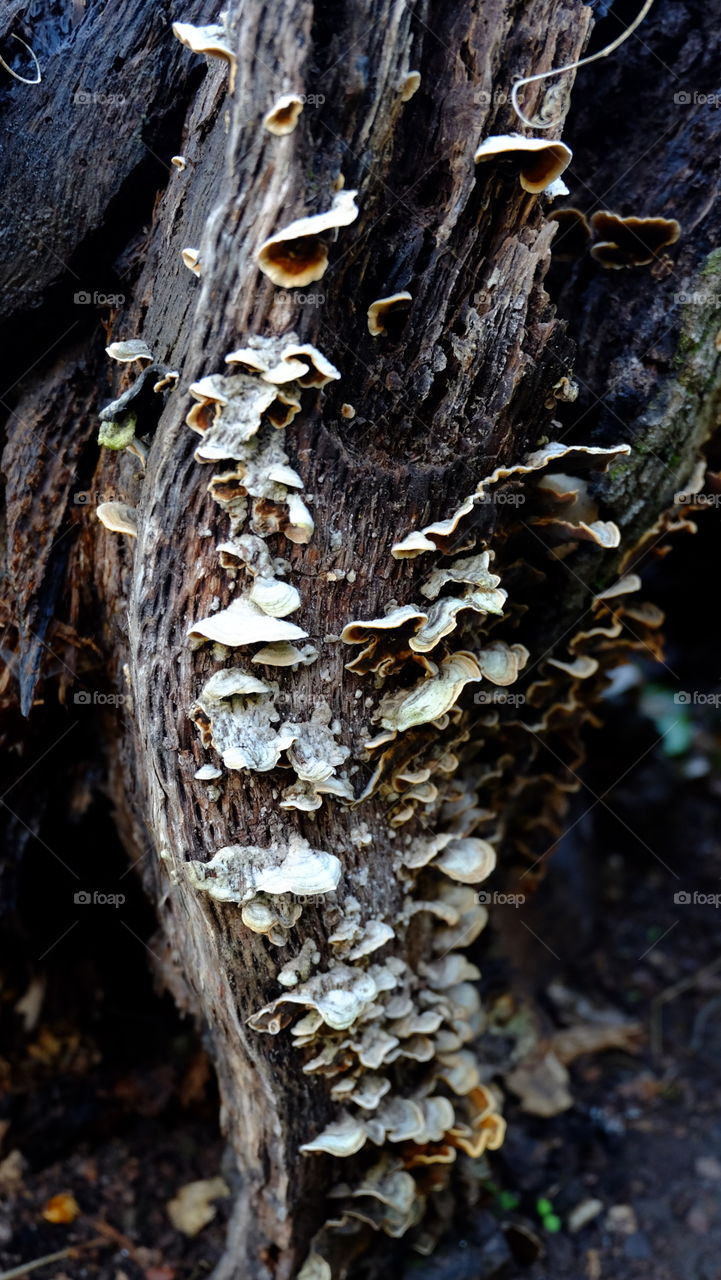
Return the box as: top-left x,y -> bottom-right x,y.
1,1 -> 720,1277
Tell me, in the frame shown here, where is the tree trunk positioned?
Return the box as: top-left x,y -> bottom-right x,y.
1,0 -> 719,1276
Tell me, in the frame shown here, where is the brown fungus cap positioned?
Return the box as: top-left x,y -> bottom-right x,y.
256,190 -> 359,287
367,292 -> 412,337
474,134 -> 572,193
590,210 -> 681,269
263,93 -> 304,136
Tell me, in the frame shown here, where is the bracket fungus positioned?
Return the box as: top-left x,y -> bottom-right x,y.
263,93 -> 304,135
545,176 -> 570,200
474,134 -> 572,193
187,596 -> 307,648
96,502 -> 137,538
252,641 -> 318,667
280,344 -> 341,388
172,19 -> 237,91
399,70 -> 421,101
377,652 -> 482,734
187,374 -> 296,459
280,776 -> 354,812
589,210 -> 681,268
105,339 -> 153,364
284,493 -> 315,544
420,551 -> 504,603
534,472 -> 621,549
255,189 -> 359,287
300,1114 -> 368,1158
250,965 -> 383,1035
194,764 -> 223,781
153,370 -> 179,393
186,835 -> 341,905
392,442 -> 631,559
282,701 -> 350,785
341,570 -> 507,679
248,576 -> 301,617
367,292 -> 412,337
226,337 -> 340,388
181,247 -> 202,277
190,667 -> 295,772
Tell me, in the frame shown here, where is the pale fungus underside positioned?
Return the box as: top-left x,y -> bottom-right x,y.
264,92 -> 305,135
255,190 -> 360,287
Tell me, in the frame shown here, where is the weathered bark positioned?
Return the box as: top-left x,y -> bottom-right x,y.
1,1 -> 719,1277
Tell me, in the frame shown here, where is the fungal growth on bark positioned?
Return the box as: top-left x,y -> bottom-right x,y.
2,1 -> 720,1277
172,17 -> 238,88
264,93 -> 305,135
255,190 -> 360,286
367,292 -> 413,337
589,210 -> 682,268
96,501 -> 138,538
473,134 -> 573,192
182,247 -> 202,276
105,339 -> 154,364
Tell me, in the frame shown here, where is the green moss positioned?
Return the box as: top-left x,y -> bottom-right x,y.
98,411 -> 137,451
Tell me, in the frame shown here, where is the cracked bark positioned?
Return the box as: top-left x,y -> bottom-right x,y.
1,1 -> 719,1276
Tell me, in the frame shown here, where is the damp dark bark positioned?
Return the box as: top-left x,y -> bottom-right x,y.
1,1 -> 720,1277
